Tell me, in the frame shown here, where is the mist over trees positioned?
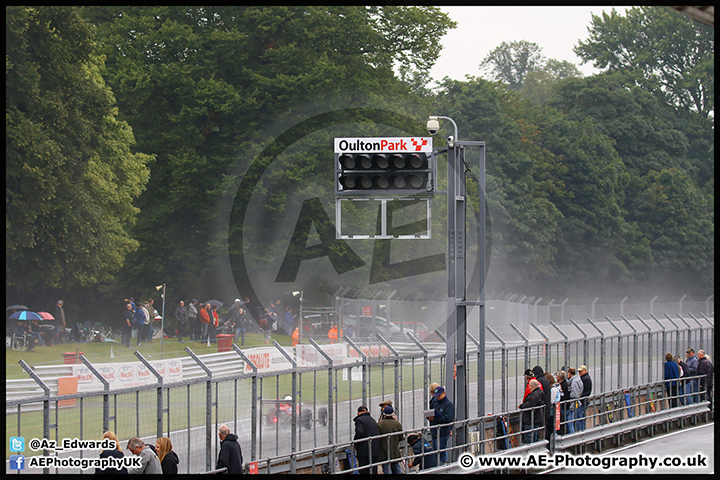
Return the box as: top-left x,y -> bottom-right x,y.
6,6 -> 713,325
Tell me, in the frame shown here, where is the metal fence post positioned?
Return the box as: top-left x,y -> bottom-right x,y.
272,340 -> 298,474
79,355 -> 110,433
675,314 -> 692,355
309,337 -> 334,468
664,314 -> 681,359
636,315 -> 653,382
549,321 -> 569,376
569,319 -> 589,370
376,333 -> 400,412
134,351 -> 164,440
621,316 -> 638,386
485,326 -> 507,413
185,347 -> 213,472
510,323 -> 529,371
650,314 -> 667,359
466,331 -> 481,416
407,331 -> 429,417
586,318 -> 605,393
344,335 -> 369,406
604,317 -> 622,390
529,322 -> 549,373
19,360 -> 51,475
232,344 -> 258,461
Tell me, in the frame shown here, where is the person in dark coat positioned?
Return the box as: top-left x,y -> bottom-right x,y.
519,379 -> 545,444
353,405 -> 380,474
156,437 -> 179,478
406,433 -> 437,470
216,424 -> 244,474
52,299 -> 65,345
532,366 -> 552,441
95,431 -> 127,474
663,353 -> 680,408
556,370 -> 570,434
697,350 -> 714,412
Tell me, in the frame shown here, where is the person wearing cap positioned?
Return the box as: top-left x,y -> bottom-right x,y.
187,299 -> 199,341
377,405 -> 403,474
428,382 -> 440,411
574,365 -> 592,432
406,433 -> 437,470
685,348 -> 699,404
378,400 -> 398,422
519,379 -> 545,444
427,386 -> 454,464
565,367 -> 581,434
353,405 -> 380,474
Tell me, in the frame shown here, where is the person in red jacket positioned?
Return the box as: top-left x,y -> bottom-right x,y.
199,303 -> 211,342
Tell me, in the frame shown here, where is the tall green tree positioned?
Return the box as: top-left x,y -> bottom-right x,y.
479,40 -> 546,90
574,6 -> 714,118
82,6 -> 455,302
6,6 -> 151,293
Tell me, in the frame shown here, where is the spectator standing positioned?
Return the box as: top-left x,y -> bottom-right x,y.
547,372 -> 561,440
95,430 -> 127,474
126,437 -> 162,474
406,433 -> 437,471
575,365 -> 592,431
292,327 -> 300,347
187,299 -> 199,341
174,300 -> 187,343
697,350 -> 714,411
122,302 -> 134,347
216,424 -> 244,474
519,379 -> 545,444
156,437 -> 179,478
145,300 -> 157,343
134,303 -> 147,347
522,369 -> 537,401
199,303 -> 211,342
377,406 -> 404,475
664,353 -> 680,408
210,304 -> 220,343
557,371 -> 570,434
685,348 -> 700,403
259,308 -> 273,346
566,367 -> 581,434
532,366 -> 552,441
427,386 -> 454,464
353,405 -> 380,474
284,306 -> 294,336
377,400 -> 398,422
676,355 -> 691,405
52,299 -> 65,345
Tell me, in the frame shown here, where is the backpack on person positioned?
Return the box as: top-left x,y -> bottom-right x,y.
258,315 -> 269,330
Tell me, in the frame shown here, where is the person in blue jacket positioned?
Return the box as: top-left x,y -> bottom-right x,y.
406,433 -> 437,470
427,386 -> 454,464
664,353 -> 680,408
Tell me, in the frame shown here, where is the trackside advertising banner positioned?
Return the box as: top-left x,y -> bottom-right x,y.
70,360 -> 183,392
295,344 -> 347,366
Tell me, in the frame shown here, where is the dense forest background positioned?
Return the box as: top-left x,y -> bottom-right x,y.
6,6 -> 714,327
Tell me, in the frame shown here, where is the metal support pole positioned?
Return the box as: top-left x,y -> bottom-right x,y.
309,339 -> 334,454
135,351 -> 164,439
466,331 -> 482,416
650,314 -> 667,358
344,335 -> 368,405
232,344 -> 258,461
407,331 -> 429,414
79,355 -> 110,433
675,314 -> 692,356
664,314 -> 681,360
377,333 -> 400,411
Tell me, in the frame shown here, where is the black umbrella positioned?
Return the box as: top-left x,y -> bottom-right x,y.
6,305 -> 28,311
204,299 -> 224,309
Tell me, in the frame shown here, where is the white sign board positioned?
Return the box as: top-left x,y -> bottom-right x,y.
334,137 -> 432,153
242,346 -> 294,373
71,359 -> 183,392
295,343 -> 347,367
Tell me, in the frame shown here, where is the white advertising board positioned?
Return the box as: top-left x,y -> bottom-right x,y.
71,359 -> 183,392
242,346 -> 294,373
295,343 -> 347,367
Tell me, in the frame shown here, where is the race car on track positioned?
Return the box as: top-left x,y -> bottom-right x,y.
261,395 -> 328,429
